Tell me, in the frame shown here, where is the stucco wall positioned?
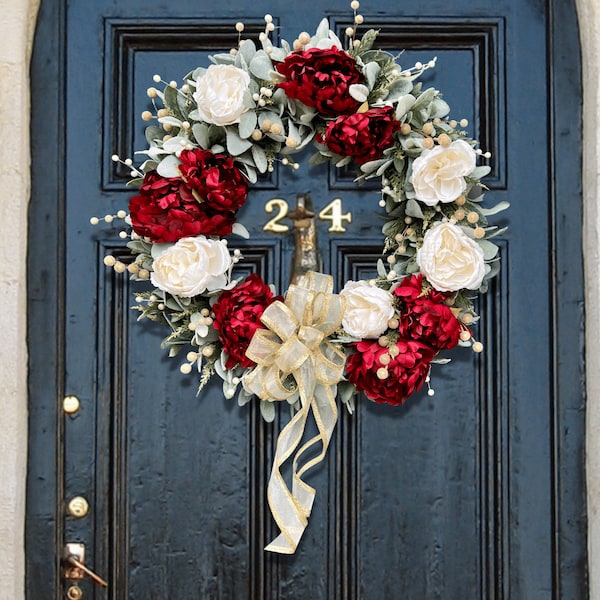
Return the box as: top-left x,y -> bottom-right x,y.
578,0 -> 600,596
0,0 -> 40,598
0,0 -> 597,597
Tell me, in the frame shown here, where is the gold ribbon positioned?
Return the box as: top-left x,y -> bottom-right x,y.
243,272 -> 346,554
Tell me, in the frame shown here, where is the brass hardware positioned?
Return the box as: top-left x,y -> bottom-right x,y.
287,194 -> 322,284
318,197 -> 352,232
66,585 -> 83,600
263,198 -> 290,233
67,496 -> 89,518
63,543 -> 108,588
62,395 -> 80,415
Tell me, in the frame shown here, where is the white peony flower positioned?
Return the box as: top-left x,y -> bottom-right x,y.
151,236 -> 232,297
410,139 -> 477,206
193,64 -> 251,126
416,222 -> 486,292
340,280 -> 395,339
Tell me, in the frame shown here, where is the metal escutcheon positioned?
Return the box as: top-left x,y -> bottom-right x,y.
67,496 -> 89,518
66,585 -> 83,600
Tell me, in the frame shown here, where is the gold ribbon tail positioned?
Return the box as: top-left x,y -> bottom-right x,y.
242,272 -> 347,554
264,390 -> 312,554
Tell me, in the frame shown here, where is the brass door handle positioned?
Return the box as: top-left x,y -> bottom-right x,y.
63,543 -> 108,588
287,193 -> 322,284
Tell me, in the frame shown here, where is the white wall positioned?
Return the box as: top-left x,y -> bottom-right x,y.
0,0 -> 40,598
578,0 -> 600,596
0,0 -> 597,597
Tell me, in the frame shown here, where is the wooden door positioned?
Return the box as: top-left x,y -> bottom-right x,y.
27,0 -> 587,598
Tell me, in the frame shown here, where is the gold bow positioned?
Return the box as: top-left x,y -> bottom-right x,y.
243,272 -> 346,554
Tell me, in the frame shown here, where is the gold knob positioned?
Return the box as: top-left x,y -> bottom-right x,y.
63,395 -> 80,415
66,585 -> 83,600
67,496 -> 89,518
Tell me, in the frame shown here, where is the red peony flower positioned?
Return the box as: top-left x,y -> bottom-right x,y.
178,148 -> 248,212
275,47 -> 363,116
345,339 -> 434,405
320,106 -> 400,164
129,171 -> 236,242
129,149 -> 248,243
212,274 -> 283,369
394,275 -> 461,351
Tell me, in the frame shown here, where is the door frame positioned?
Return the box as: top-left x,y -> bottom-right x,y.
24,0 -> 587,597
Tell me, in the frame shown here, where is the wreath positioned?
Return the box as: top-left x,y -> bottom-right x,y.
95,5 -> 507,554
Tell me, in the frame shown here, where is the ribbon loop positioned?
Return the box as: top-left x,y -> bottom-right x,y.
242,271 -> 346,553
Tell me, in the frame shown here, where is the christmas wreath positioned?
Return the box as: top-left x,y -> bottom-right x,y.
94,4 -> 507,554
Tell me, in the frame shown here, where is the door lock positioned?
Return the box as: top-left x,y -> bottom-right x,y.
67,496 -> 89,518
66,585 -> 83,600
63,543 -> 108,588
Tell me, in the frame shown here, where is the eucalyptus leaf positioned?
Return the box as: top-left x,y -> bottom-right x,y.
251,144 -> 268,173
268,46 -> 287,62
480,200 -> 510,216
234,51 -> 248,71
192,123 -> 210,148
209,53 -> 235,65
483,259 -> 501,280
239,39 -> 257,65
237,387 -> 254,407
225,129 -> 253,156
128,240 -> 152,254
477,239 -> 500,260
360,157 -> 389,174
156,154 -> 181,178
469,165 -> 492,180
484,226 -> 508,239
164,85 -> 185,120
430,98 -> 450,118
238,110 -> 257,139
158,116 -> 183,127
406,198 -> 425,219
335,155 -> 353,167
145,126 -> 164,146
249,51 -> 274,80
385,78 -> 414,103
364,62 -> 381,89
240,163 -> 257,183
382,220 -> 399,237
350,83 -> 369,102
354,29 -> 378,54
232,222 -> 250,239
259,399 -> 275,422
393,156 -> 405,173
376,159 -> 394,176
337,382 -> 356,415
395,94 -> 416,120
314,18 -> 330,42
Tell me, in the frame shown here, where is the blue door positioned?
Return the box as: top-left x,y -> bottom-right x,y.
27,0 -> 586,598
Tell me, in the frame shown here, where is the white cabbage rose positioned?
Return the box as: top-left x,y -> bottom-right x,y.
151,236 -> 231,297
416,222 -> 486,292
193,64 -> 250,126
410,139 -> 477,205
340,280 -> 395,339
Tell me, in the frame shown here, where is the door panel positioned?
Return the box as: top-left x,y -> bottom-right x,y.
27,0 -> 587,598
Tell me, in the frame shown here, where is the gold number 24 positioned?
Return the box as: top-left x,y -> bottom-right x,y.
263,198 -> 352,233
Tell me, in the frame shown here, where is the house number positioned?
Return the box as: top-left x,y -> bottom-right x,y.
317,198 -> 352,232
263,198 -> 290,233
263,198 -> 352,233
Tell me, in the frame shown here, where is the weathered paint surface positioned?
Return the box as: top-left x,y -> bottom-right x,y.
24,0 -> 589,598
